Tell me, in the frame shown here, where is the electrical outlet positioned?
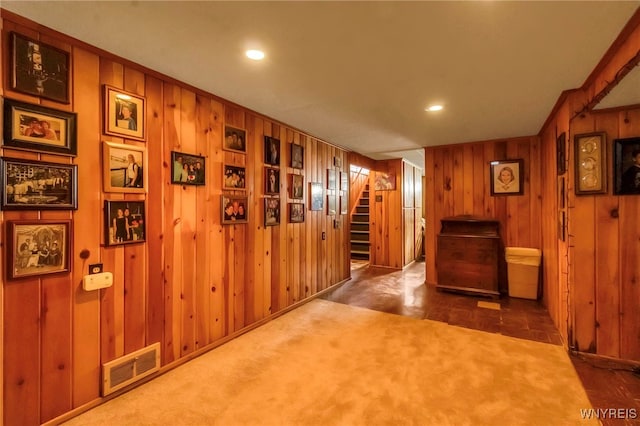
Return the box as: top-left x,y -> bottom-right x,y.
322,232 -> 326,240
89,263 -> 103,274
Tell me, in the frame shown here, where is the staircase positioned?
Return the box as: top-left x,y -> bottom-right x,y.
350,184 -> 370,260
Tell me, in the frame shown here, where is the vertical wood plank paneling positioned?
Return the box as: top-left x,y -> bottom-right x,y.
472,144 -> 486,216
424,149 -> 436,284
452,146 -> 464,213
462,145 -> 474,215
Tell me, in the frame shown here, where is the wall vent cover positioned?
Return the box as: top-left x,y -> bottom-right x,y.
102,342 -> 161,396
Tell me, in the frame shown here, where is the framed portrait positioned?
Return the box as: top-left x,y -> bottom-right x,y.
1,157 -> 78,210
290,174 -> 304,199
557,132 -> 566,175
374,171 -> 396,190
327,193 -> 337,215
104,200 -> 146,246
171,151 -> 205,186
574,132 -> 606,195
103,85 -> 146,141
291,144 -> 304,169
264,198 -> 281,227
10,32 -> 70,103
265,166 -> 280,195
6,220 -> 71,280
333,156 -> 342,168
221,194 -> 248,224
223,164 -> 246,190
224,125 -> 246,154
490,159 -> 524,196
3,98 -> 77,156
102,141 -> 147,193
310,182 -> 323,211
613,136 -> 640,195
264,136 -> 280,165
289,203 -> 305,223
327,169 -> 337,190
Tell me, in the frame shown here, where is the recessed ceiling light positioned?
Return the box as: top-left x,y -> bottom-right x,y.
426,105 -> 443,112
246,49 -> 265,60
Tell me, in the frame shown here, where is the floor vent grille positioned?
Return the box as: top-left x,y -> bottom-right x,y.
102,342 -> 161,396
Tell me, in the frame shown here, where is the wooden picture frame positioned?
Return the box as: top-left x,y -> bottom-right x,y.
265,166 -> 280,195
11,32 -> 70,103
170,151 -> 205,185
221,194 -> 248,224
223,164 -> 246,190
264,198 -> 281,227
6,219 -> 71,280
574,132 -> 606,195
490,159 -> 524,196
289,203 -> 305,223
1,157 -> 78,210
103,85 -> 146,141
557,132 -> 566,175
3,98 -> 77,156
340,194 -> 348,215
327,169 -> 337,190
224,125 -> 246,154
104,200 -> 146,246
310,182 -> 323,211
340,171 -> 349,191
327,193 -> 337,215
613,136 -> 640,195
290,174 -> 304,199
264,136 -> 280,166
374,171 -> 396,190
291,144 -> 304,169
102,141 -> 147,193
558,176 -> 565,209
333,156 -> 342,168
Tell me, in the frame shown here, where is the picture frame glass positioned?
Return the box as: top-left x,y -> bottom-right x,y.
104,85 -> 145,140
310,182 -> 323,211
289,203 -> 305,223
224,125 -> 247,153
374,171 -> 396,190
171,151 -> 205,185
223,164 -> 246,190
222,195 -> 248,224
264,136 -> 280,165
105,201 -> 146,246
265,198 -> 281,226
291,144 -> 304,169
103,141 -> 146,193
290,174 -> 304,199
9,220 -> 70,279
490,159 -> 524,196
265,167 -> 280,194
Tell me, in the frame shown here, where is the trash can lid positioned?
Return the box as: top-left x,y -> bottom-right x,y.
505,247 -> 541,266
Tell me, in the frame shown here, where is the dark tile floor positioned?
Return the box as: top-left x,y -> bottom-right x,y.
323,260 -> 640,425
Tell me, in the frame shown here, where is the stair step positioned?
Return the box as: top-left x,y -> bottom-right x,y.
351,230 -> 369,234
350,249 -> 370,255
350,240 -> 370,245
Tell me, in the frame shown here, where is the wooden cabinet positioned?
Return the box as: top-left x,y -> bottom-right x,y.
436,216 -> 501,298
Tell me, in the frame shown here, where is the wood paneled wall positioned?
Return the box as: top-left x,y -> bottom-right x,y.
403,161 -> 422,266
424,136 -> 542,286
0,12 -> 350,425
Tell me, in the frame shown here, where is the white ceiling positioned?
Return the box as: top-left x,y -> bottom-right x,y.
3,1 -> 639,169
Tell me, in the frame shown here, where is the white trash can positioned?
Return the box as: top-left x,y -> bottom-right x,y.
505,247 -> 541,300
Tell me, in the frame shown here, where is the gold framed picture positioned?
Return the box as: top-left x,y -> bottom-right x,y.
102,141 -> 147,193
103,85 -> 146,141
574,132 -> 606,195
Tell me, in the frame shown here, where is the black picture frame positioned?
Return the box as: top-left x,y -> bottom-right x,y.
290,174 -> 304,199
264,198 -> 281,227
224,125 -> 247,154
1,157 -> 78,210
104,200 -> 146,246
289,203 -> 305,223
264,136 -> 280,166
490,159 -> 524,196
10,32 -> 70,103
291,144 -> 304,169
557,132 -> 566,175
3,98 -> 77,156
265,166 -> 280,195
613,136 -> 640,195
223,164 -> 246,190
221,194 -> 248,224
170,151 -> 205,186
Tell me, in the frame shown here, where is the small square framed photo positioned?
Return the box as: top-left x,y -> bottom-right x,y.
103,85 -> 145,141
171,151 -> 205,185
264,136 -> 280,165
264,198 -> 281,227
6,219 -> 71,280
490,159 -> 524,196
265,167 -> 280,195
310,182 -> 323,211
614,136 -> 640,195
223,164 -> 246,190
3,99 -> 77,156
222,194 -> 248,224
11,32 -> 70,103
102,141 -> 147,193
575,132 -> 606,195
1,157 -> 78,210
224,125 -> 246,154
104,200 -> 146,246
290,174 -> 304,199
289,203 -> 305,223
291,144 -> 304,169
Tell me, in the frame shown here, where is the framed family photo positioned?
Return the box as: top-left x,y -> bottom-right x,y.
224,125 -> 246,154
3,98 -> 77,156
104,200 -> 146,246
291,144 -> 304,169
11,32 -> 70,103
265,167 -> 280,195
264,136 -> 280,165
310,182 -> 323,211
490,159 -> 524,196
171,151 -> 205,185
103,85 -> 145,141
574,132 -> 606,195
102,141 -> 147,193
289,203 -> 305,223
223,164 -> 246,190
613,136 -> 640,195
264,198 -> 281,227
1,157 -> 78,210
6,220 -> 71,280
221,194 -> 248,224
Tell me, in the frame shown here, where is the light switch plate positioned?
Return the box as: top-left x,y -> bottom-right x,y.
83,271 -> 113,291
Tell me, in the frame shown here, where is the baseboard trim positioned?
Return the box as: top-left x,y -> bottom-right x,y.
570,350 -> 640,371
